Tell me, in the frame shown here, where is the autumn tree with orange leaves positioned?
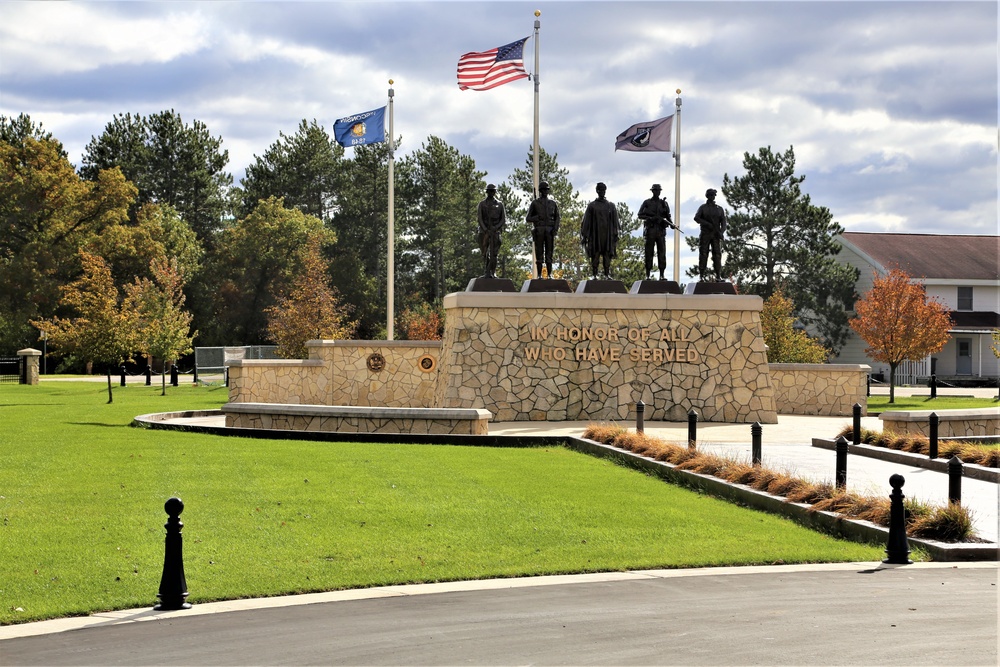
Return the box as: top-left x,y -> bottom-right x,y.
850,268 -> 952,403
30,252 -> 140,403
265,238 -> 355,359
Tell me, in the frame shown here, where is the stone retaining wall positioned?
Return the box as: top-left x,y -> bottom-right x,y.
222,402 -> 489,435
769,363 -> 870,416
228,340 -> 440,407
880,409 -> 1000,437
435,292 -> 778,423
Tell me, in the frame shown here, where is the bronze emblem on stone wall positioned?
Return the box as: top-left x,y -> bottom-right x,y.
417,355 -> 437,373
366,352 -> 386,373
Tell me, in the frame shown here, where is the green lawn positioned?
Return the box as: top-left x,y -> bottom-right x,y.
868,395 -> 1000,414
1,381 -> 882,625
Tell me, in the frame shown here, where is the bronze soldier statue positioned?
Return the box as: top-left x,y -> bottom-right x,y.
580,182 -> 620,279
526,181 -> 560,278
637,184 -> 675,280
694,188 -> 727,281
477,183 -> 505,279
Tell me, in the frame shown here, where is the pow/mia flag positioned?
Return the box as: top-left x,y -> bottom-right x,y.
615,114 -> 673,152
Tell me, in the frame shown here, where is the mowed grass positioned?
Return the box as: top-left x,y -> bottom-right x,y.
867,394 -> 1000,414
1,381 -> 882,625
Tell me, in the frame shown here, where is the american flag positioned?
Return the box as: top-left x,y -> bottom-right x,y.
457,37 -> 530,91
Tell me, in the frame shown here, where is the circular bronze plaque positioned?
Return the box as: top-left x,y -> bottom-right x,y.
417,355 -> 437,373
366,352 -> 386,373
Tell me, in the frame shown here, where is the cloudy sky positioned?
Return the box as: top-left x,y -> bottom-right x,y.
2,0 -> 997,248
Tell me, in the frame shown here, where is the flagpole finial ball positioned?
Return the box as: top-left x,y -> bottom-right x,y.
676,88 -> 681,94
389,79 -> 394,85
535,9 -> 541,17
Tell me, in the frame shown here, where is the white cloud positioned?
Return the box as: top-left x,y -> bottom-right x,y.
0,4 -> 211,75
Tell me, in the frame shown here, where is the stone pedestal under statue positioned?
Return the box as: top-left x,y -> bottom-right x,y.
435,292 -> 777,423
466,277 -> 517,292
576,279 -> 627,294
689,281 -> 737,295
521,278 -> 573,293
630,280 -> 683,295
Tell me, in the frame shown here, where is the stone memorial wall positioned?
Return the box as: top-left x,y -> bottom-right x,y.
434,292 -> 778,423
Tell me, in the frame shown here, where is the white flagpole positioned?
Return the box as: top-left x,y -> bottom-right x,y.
387,80 -> 395,341
531,9 -> 541,278
672,89 -> 682,283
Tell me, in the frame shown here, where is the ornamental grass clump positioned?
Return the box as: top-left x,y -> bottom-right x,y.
586,422 -> 978,542
836,424 -> 1000,468
909,503 -> 976,542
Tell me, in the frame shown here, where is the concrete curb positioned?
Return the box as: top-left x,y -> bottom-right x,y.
812,438 -> 1000,483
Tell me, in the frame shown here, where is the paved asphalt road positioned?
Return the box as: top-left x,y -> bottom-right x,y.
3,563 -> 996,666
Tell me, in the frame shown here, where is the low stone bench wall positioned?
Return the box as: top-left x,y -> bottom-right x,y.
222,402 -> 491,436
769,363 -> 870,416
880,408 -> 1000,438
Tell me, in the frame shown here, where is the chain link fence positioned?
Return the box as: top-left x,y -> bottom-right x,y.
193,346 -> 279,384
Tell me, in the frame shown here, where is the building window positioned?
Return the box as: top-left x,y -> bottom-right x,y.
957,286 -> 973,311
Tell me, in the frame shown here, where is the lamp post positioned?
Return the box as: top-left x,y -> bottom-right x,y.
41,330 -> 46,376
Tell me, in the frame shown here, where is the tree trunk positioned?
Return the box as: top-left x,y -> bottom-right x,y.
888,363 -> 897,404
161,369 -> 167,396
106,368 -> 113,404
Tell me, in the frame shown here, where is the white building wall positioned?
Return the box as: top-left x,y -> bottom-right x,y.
830,241 -> 1000,383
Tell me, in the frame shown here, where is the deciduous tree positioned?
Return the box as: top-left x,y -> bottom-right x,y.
761,288 -> 829,363
125,258 -> 196,394
86,203 -> 203,290
30,252 -> 140,403
265,238 -> 355,359
207,197 -> 331,345
849,268 -> 952,403
0,136 -> 135,350
691,146 -> 858,353
397,302 -> 444,341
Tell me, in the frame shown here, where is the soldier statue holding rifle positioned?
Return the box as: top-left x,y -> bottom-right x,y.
637,183 -> 675,280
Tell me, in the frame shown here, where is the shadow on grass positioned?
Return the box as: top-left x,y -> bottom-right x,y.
70,422 -> 130,428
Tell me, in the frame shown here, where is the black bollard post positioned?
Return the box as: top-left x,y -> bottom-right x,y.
928,413 -> 939,459
852,403 -> 862,446
866,373 -> 870,397
120,364 -> 127,387
687,409 -> 698,450
835,436 -> 848,489
883,474 -> 912,564
170,364 -> 179,387
929,374 -> 937,399
948,456 -> 963,505
145,364 -> 152,386
635,400 -> 645,434
751,422 -> 762,466
154,497 -> 191,610
225,366 -> 230,388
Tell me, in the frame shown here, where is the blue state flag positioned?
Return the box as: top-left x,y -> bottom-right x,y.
333,106 -> 386,147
